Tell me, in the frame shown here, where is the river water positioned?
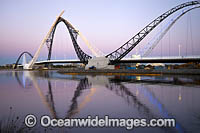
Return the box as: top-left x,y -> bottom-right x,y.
0,70 -> 200,133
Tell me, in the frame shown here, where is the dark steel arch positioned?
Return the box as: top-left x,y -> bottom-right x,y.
14,51 -> 33,69
106,1 -> 200,62
45,17 -> 92,64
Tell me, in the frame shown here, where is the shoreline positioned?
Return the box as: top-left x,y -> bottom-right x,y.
1,68 -> 200,75
57,69 -> 200,75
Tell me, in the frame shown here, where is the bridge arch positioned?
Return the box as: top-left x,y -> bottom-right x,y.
140,5 -> 200,57
45,17 -> 92,63
14,51 -> 33,69
106,1 -> 200,62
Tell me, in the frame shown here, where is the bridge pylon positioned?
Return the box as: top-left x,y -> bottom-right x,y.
25,11 -> 65,69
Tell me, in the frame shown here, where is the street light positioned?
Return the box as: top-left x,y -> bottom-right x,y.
179,44 -> 181,56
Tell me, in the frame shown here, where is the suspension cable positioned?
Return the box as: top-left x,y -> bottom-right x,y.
189,12 -> 194,55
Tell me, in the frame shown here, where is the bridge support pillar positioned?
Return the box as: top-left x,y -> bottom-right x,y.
85,57 -> 114,70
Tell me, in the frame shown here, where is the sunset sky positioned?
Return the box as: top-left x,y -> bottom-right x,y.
0,0 -> 200,65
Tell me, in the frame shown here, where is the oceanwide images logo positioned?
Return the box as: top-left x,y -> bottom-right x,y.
25,114 -> 176,129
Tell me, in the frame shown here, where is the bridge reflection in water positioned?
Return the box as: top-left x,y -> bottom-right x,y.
0,71 -> 200,132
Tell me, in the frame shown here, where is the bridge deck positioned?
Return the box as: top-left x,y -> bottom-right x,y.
35,56 -> 200,64
117,56 -> 200,63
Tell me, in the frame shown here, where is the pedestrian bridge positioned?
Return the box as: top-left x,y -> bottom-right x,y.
14,1 -> 200,69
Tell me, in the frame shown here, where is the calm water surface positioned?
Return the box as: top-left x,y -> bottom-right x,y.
0,70 -> 200,133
